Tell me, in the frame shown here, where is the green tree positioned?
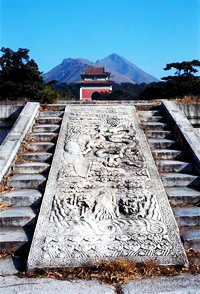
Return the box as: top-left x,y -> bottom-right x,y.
161,60 -> 200,82
161,60 -> 200,97
0,47 -> 60,102
139,60 -> 200,100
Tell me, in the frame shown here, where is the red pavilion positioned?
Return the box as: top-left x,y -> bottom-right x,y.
78,67 -> 113,101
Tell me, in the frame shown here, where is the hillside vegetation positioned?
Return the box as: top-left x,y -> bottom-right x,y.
0,47 -> 199,102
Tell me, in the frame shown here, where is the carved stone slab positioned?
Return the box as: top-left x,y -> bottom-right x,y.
28,105 -> 187,270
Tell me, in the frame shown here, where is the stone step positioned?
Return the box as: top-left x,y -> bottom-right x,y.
137,110 -> 162,116
180,226 -> 200,251
27,142 -> 55,152
156,160 -> 193,173
0,189 -> 42,207
12,162 -> 50,174
32,124 -> 60,133
8,174 -> 46,189
195,128 -> 200,136
27,132 -> 58,142
166,187 -> 200,205
0,227 -> 31,252
152,149 -> 184,160
142,122 -> 167,130
148,139 -> 176,149
190,118 -> 200,125
145,130 -> 172,139
174,206 -> 200,227
21,152 -> 52,162
136,104 -> 161,111
39,111 -> 64,117
36,117 -> 62,124
0,207 -> 36,227
162,173 -> 200,187
139,116 -> 165,122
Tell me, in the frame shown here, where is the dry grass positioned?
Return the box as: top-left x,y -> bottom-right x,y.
0,202 -> 12,209
17,248 -> 200,285
40,103 -> 65,112
0,135 -> 36,190
136,101 -> 161,111
175,95 -> 200,105
0,175 -> 11,193
40,102 -> 48,112
14,136 -> 36,164
0,251 -> 14,259
20,138 -> 35,153
15,154 -> 36,165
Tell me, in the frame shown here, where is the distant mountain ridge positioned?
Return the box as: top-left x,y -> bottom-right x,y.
43,53 -> 159,84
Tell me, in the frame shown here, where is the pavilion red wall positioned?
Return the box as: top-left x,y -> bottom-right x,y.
82,88 -> 110,101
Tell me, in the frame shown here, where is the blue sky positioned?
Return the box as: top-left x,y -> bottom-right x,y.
0,0 -> 200,79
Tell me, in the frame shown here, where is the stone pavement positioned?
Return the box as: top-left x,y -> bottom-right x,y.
123,274 -> 200,294
0,276 -> 115,294
0,275 -> 200,294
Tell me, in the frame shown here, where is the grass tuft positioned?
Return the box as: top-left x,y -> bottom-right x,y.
175,95 -> 200,105
0,175 -> 11,193
0,202 -> 12,209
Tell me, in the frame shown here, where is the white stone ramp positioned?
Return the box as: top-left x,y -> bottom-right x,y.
28,105 -> 187,270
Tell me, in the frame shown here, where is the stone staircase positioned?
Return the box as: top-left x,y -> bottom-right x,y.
0,106 -> 64,255
138,105 -> 200,252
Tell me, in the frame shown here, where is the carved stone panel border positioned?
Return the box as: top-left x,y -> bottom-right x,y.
28,105 -> 187,270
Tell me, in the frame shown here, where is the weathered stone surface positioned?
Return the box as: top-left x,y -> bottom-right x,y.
0,189 -> 42,206
180,226 -> 200,251
33,124 -> 60,133
162,101 -> 200,172
152,150 -> 184,160
0,259 -> 19,275
123,274 -> 200,294
146,130 -> 171,139
36,116 -> 62,124
0,105 -> 22,120
27,142 -> 54,152
196,128 -> 200,137
0,276 -> 115,294
28,105 -> 187,270
173,206 -> 200,227
162,173 -> 200,187
156,161 -> 193,173
8,174 -> 46,189
148,139 -> 176,149
28,132 -> 58,142
166,187 -> 200,205
12,162 -> 50,174
39,111 -> 64,117
0,207 -> 36,226
0,227 -> 30,251
0,102 -> 39,182
21,152 -> 52,162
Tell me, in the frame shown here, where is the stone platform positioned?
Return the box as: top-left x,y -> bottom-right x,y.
28,105 -> 187,270
1,275 -> 200,294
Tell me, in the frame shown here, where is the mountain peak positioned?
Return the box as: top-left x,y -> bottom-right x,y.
96,53 -> 124,63
43,54 -> 159,84
75,58 -> 92,65
62,58 -> 73,64
106,53 -> 123,60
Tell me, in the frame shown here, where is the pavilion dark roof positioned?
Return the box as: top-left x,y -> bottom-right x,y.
78,80 -> 113,85
82,67 -> 110,76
